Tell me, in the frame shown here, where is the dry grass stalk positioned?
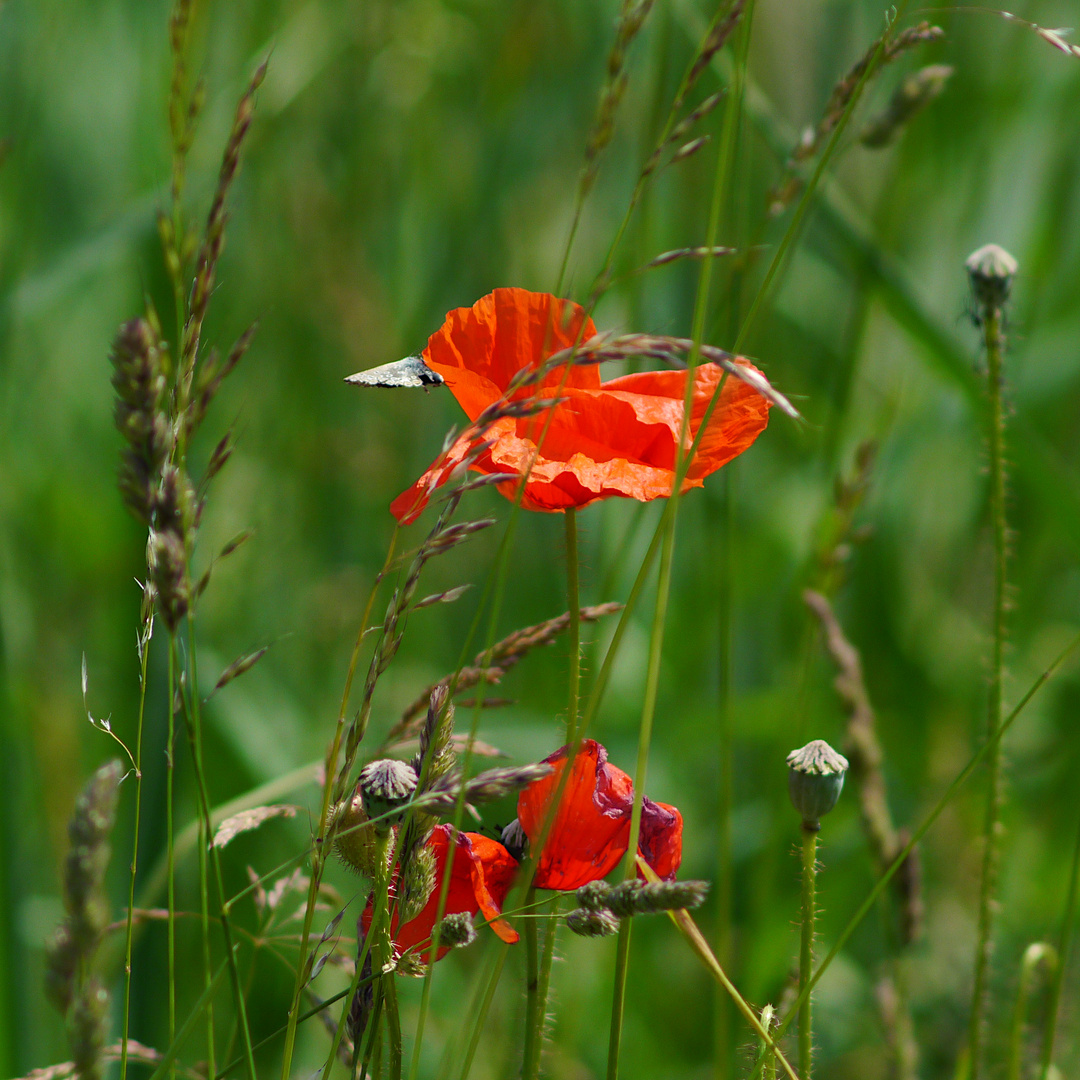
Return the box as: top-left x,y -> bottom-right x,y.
16,1040 -> 203,1080
179,61 -> 267,411
860,64 -> 954,148
769,22 -> 943,215
535,332 -> 799,418
384,602 -> 622,748
803,589 -> 922,943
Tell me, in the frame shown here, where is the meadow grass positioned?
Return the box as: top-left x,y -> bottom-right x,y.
5,2 -> 1080,1079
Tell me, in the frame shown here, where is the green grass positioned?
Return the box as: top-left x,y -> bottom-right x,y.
3,1 -> 1080,1078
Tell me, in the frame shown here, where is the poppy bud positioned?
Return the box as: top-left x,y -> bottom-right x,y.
787,740 -> 849,829
566,908 -> 621,938
331,789 -> 383,878
501,818 -> 528,862
435,912 -> 477,949
966,244 -> 1018,310
358,759 -> 418,828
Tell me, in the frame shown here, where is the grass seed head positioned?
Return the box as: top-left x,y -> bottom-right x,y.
566,908 -> 621,938
436,911 -> 477,949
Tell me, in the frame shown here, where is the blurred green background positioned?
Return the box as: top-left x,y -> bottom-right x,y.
2,0 -> 1080,1077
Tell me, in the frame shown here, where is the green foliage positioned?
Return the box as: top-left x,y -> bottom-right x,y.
2,0 -> 1080,1077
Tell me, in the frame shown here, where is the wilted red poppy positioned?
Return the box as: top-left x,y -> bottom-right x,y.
390,288 -> 771,523
515,739 -> 682,891
365,824 -> 519,964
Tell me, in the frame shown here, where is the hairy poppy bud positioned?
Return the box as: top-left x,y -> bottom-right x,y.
566,908 -> 621,938
501,818 -> 528,862
787,740 -> 848,829
966,244 -> 1018,310
331,789 -> 383,878
435,912 -> 476,949
358,759 -> 418,828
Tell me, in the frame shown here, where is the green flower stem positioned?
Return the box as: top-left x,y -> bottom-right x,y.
1040,800 -> 1080,1079
968,294 -> 1009,1080
565,509 -> 581,745
119,614 -> 150,1080
384,948 -> 403,1080
799,825 -> 818,1079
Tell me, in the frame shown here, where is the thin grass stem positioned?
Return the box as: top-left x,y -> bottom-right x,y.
186,619 -> 216,1080
119,614 -> 150,1080
565,509 -> 581,745
173,635 -> 257,1080
1040,798 -> 1080,1079
455,945 -> 509,1080
522,887 -> 541,1080
166,639 -> 177,1080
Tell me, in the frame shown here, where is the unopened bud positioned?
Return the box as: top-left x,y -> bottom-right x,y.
331,789 -> 382,878
787,740 -> 848,829
436,912 -> 477,949
358,759 -> 418,827
966,244 -> 1018,310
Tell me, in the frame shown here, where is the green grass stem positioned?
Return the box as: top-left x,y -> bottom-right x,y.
118,616 -> 150,1080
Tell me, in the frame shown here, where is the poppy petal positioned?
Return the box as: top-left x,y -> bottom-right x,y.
368,825 -> 519,963
638,799 -> 683,882
517,739 -> 634,891
424,288 -> 601,420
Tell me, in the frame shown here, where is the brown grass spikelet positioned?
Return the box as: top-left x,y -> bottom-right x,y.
769,21 -> 944,215
180,61 -> 267,402
110,319 -> 170,525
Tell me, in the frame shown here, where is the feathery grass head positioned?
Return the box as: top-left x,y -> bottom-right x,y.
45,760 -> 123,1080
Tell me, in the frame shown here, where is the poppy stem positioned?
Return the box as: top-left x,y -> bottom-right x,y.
967,249 -> 1013,1080
798,824 -> 818,1079
565,509 -> 581,745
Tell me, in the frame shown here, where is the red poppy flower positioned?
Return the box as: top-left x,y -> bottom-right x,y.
390,288 -> 771,523
365,825 -> 519,964
515,739 -> 683,891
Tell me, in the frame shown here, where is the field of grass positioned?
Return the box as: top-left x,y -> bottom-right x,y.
2,1 -> 1080,1078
